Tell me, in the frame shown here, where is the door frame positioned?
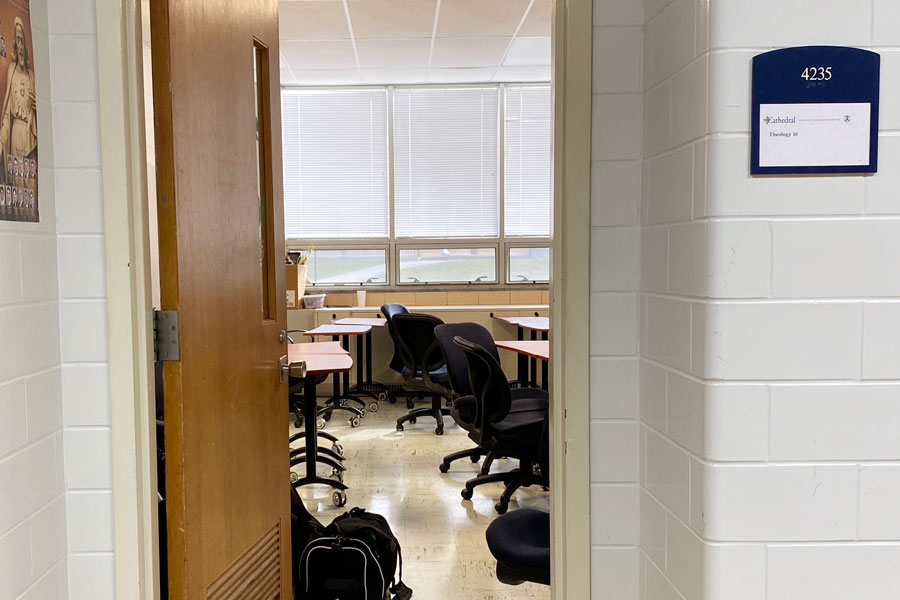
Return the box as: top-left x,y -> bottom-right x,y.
96,0 -> 593,598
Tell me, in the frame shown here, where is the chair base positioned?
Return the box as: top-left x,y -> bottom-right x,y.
496,562 -> 550,586
461,459 -> 543,514
396,395 -> 452,435
439,447 -> 483,473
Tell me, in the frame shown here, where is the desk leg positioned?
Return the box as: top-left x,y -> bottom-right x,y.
365,332 -> 373,383
341,335 -> 350,395
541,331 -> 549,389
356,334 -> 364,388
517,327 -> 528,385
530,330 -> 538,388
304,376 -> 317,480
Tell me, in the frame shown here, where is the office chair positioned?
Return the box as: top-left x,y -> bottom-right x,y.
434,322 -> 548,474
381,303 -> 411,406
485,412 -> 551,586
454,336 -> 546,514
391,312 -> 454,435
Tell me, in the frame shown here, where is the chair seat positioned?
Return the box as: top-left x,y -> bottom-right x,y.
486,508 -> 550,574
492,409 -> 545,441
401,365 -> 449,382
509,388 -> 549,413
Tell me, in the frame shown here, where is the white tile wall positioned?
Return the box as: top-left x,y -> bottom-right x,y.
767,545 -> 900,600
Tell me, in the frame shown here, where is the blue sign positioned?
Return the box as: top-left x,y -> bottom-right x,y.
751,46 -> 880,175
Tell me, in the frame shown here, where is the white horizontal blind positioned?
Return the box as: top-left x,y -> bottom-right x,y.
282,89 -> 389,239
504,85 -> 552,237
393,87 -> 500,238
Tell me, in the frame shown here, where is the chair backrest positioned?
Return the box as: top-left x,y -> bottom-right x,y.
434,322 -> 500,397
380,303 -> 410,373
392,313 -> 446,380
453,336 -> 513,431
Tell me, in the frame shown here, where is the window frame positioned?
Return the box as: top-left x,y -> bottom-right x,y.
283,82 -> 551,291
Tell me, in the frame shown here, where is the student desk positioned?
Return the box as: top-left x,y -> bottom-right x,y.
494,316 -> 550,388
289,351 -> 352,506
334,317 -> 392,404
495,339 -> 550,390
304,324 -> 376,413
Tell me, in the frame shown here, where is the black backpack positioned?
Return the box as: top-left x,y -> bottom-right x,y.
298,507 -> 412,600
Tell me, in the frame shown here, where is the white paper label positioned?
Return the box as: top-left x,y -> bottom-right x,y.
286,290 -> 296,308
759,102 -> 871,167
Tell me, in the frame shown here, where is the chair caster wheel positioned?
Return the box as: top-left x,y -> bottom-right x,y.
389,395 -> 397,404
378,392 -> 388,403
461,488 -> 474,500
332,443 -> 344,455
369,402 -> 379,413
294,418 -> 303,429
406,399 -> 414,409
439,463 -> 450,473
409,417 -> 417,424
290,471 -> 299,483
331,469 -> 344,483
435,428 -> 443,436
332,491 -> 347,507
470,454 -> 481,463
359,408 -> 367,418
495,502 -> 508,514
316,418 -> 326,430
349,416 -> 361,428
323,412 -> 332,422
396,423 -> 404,432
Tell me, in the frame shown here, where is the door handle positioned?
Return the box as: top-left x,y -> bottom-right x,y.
279,355 -> 306,383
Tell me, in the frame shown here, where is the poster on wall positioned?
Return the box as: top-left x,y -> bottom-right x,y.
0,0 -> 37,223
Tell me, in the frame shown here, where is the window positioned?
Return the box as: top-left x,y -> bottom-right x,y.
504,86 -> 552,237
282,84 -> 551,287
399,247 -> 497,284
304,249 -> 387,285
394,87 -> 499,238
282,89 -> 389,239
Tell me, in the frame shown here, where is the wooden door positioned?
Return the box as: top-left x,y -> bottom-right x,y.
150,0 -> 290,597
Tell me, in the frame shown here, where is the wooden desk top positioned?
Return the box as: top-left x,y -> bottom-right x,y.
304,324 -> 372,337
334,318 -> 387,328
494,315 -> 549,332
288,342 -> 348,362
495,340 -> 550,361
300,352 -> 353,375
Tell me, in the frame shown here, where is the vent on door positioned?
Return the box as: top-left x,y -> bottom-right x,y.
207,523 -> 281,599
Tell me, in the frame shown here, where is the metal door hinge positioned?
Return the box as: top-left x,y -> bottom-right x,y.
153,310 -> 180,361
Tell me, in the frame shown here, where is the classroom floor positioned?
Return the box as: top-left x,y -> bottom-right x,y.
290,396 -> 551,600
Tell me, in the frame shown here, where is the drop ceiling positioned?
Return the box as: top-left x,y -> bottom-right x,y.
279,0 -> 551,86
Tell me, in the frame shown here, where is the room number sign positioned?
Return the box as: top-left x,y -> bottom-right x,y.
751,46 -> 880,175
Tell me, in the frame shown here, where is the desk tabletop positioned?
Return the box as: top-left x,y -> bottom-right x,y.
334,318 -> 387,328
495,340 -> 550,361
304,324 -> 372,336
288,342 -> 348,361
300,352 -> 354,375
494,315 -> 549,332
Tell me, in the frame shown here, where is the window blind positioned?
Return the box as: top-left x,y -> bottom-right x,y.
393,87 -> 500,238
282,89 -> 389,239
504,85 -> 552,237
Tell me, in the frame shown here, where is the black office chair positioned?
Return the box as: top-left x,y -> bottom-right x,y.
434,322 -> 548,474
454,335 -> 546,513
485,412 -> 551,586
391,313 -> 454,435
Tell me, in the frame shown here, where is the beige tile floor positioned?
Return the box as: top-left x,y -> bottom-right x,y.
290,397 -> 551,600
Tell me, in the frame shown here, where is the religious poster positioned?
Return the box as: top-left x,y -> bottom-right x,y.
0,0 -> 38,223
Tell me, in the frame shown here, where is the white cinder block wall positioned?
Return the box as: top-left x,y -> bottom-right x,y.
49,0 -> 116,597
0,3 -> 68,597
634,0 -> 900,599
589,0 -> 644,598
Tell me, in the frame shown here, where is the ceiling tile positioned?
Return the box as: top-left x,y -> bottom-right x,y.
360,68 -> 430,85
503,36 -> 551,66
493,65 -> 550,82
281,40 -> 358,70
431,37 -> 509,68
517,0 -> 551,36
348,0 -> 437,39
355,39 -> 432,69
284,69 -> 364,86
428,67 -> 498,84
436,0 -> 531,38
279,1 -> 350,41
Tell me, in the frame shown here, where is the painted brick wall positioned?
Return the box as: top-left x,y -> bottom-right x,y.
0,0 -> 68,595
47,0 -> 116,597
589,0 -> 643,598
637,0 -> 900,598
